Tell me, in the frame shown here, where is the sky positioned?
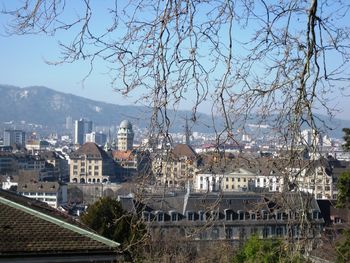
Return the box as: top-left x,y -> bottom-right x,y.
0,1 -> 349,120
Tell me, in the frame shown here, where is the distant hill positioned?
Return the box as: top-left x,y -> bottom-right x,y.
0,84 -> 216,133
0,84 -> 349,138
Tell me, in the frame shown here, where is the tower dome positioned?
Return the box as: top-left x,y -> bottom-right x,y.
119,120 -> 132,129
117,120 -> 134,151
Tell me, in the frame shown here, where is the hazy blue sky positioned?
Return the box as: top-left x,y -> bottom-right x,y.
0,1 -> 349,120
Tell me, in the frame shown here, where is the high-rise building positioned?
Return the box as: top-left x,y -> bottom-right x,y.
117,120 -> 134,151
74,118 -> 93,145
85,132 -> 107,146
3,129 -> 26,147
65,116 -> 73,130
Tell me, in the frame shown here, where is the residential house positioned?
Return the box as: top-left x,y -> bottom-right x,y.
153,144 -> 200,188
69,142 -> 116,184
17,181 -> 67,208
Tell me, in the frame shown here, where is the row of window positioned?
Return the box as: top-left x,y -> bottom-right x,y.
143,210 -> 321,222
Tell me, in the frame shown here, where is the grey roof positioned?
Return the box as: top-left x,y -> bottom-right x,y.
18,181 -> 62,194
123,191 -> 321,216
0,189 -> 119,258
119,120 -> 133,129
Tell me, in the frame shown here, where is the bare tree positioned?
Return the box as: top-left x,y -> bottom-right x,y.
2,0 -> 350,260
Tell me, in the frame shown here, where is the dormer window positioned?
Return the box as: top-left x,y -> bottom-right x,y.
157,212 -> 164,222
250,212 -> 256,220
225,209 -> 233,221
199,211 -> 205,221
211,210 -> 219,220
237,210 -> 244,220
276,212 -> 282,220
187,211 -> 194,221
143,211 -> 151,222
262,210 -> 268,220
170,211 -> 178,221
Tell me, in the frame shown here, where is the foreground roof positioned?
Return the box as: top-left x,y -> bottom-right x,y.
0,190 -> 119,261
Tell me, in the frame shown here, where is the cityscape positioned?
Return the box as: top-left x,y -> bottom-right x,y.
1,1 -> 350,263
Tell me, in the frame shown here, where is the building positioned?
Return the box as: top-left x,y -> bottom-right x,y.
117,120 -> 134,151
153,144 -> 200,188
3,129 -> 26,147
85,131 -> 107,146
69,142 -> 116,184
74,118 -> 93,145
26,140 -> 51,153
65,115 -> 73,130
17,181 -> 67,208
195,168 -> 256,192
0,189 -> 120,262
119,191 -> 324,251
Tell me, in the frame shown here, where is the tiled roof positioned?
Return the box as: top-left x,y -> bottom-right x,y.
0,190 -> 119,257
171,144 -> 197,159
112,150 -> 134,160
124,191 -> 321,216
17,181 -> 62,194
70,142 -> 110,160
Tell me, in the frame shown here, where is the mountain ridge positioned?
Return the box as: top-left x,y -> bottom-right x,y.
0,84 -> 349,138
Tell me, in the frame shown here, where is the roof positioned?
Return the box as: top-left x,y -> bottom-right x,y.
0,189 -> 119,258
171,144 -> 197,159
70,142 -> 110,160
122,191 -> 321,216
112,150 -> 134,160
17,181 -> 62,194
119,120 -> 133,129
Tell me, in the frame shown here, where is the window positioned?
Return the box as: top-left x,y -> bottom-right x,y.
263,227 -> 269,238
237,178 -> 241,182
276,227 -> 283,237
231,185 -> 234,189
251,213 -> 256,220
73,165 -> 78,169
143,212 -> 150,222
262,211 -> 268,220
226,177 -> 229,182
225,228 -> 233,239
225,211 -> 233,221
243,178 -> 246,182
171,213 -> 177,221
277,212 -> 282,220
238,211 -> 244,220
211,228 -> 219,239
187,212 -> 194,221
200,184 -> 203,189
200,176 -> 203,181
199,211 -> 205,221
158,213 -> 164,222
226,184 -> 228,189
231,178 -> 234,182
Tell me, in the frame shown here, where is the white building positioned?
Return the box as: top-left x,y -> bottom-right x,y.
194,168 -> 256,192
17,181 -> 67,208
